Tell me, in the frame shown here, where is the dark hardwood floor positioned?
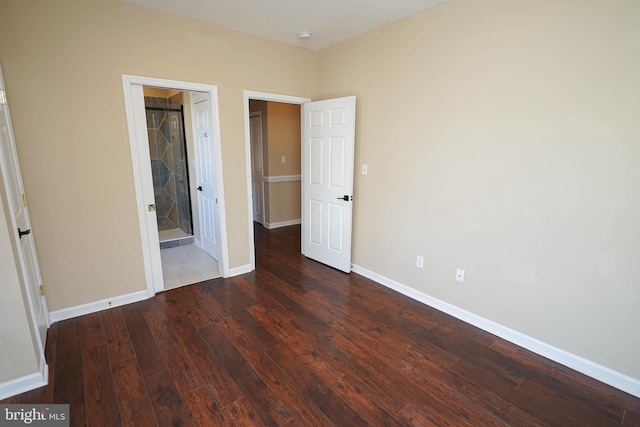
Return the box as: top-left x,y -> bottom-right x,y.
3,224 -> 640,426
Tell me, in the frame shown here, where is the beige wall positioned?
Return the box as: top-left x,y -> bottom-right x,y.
0,174 -> 39,382
266,102 -> 301,177
142,87 -> 181,98
318,0 -> 640,379
0,0 -> 316,311
266,181 -> 301,225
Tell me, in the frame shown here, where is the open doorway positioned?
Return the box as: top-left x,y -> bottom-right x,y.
123,75 -> 229,297
142,87 -> 221,289
248,99 -> 302,229
243,91 -> 310,270
244,91 -> 357,273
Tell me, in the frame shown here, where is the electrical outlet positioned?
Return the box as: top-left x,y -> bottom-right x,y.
361,164 -> 368,175
456,268 -> 465,283
416,256 -> 424,269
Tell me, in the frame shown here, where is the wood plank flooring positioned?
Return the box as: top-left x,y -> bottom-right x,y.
3,224 -> 640,426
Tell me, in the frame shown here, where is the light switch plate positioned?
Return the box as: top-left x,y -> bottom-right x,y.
362,164 -> 368,175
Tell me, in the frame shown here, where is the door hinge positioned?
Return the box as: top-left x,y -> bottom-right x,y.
39,284 -> 45,296
21,193 -> 27,207
0,90 -> 6,105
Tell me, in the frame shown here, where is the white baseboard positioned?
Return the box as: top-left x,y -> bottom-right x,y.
48,290 -> 149,323
0,367 -> 47,401
351,263 -> 640,399
265,219 -> 301,229
39,357 -> 48,386
228,264 -> 253,277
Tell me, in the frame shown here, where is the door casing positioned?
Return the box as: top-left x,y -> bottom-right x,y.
122,75 -> 229,296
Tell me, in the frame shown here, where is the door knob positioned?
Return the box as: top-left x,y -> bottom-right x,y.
337,195 -> 352,201
18,228 -> 31,239
197,186 -> 203,191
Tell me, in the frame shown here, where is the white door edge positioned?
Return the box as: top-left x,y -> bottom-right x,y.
242,91 -> 311,271
249,111 -> 265,225
122,75 -> 230,297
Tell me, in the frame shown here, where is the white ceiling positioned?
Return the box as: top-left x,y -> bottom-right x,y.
122,0 -> 448,51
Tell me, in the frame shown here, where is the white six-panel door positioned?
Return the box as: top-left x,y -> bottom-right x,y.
192,92 -> 220,260
302,96 -> 356,273
0,66 -> 49,357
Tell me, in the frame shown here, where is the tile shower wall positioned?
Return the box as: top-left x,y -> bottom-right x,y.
145,93 -> 192,236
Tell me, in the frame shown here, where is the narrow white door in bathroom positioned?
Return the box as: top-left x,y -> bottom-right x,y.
191,92 -> 220,260
0,65 -> 49,357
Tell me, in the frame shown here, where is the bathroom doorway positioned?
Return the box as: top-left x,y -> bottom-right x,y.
122,74 -> 229,297
142,86 -> 222,289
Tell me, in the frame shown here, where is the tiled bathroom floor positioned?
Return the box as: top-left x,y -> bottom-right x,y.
160,244 -> 220,290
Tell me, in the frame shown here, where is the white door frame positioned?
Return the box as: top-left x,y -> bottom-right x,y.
243,91 -> 311,271
123,75 -> 230,296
